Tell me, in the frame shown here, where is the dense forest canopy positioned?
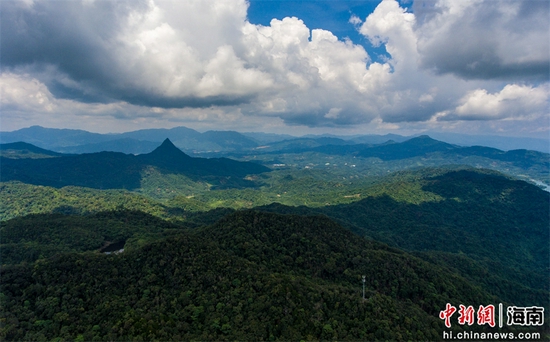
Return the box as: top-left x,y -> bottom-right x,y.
3,210 -> 540,341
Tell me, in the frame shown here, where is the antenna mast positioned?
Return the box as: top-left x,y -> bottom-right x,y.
362,275 -> 366,300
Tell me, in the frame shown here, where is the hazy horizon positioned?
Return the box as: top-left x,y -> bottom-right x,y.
3,124 -> 549,153
3,124 -> 550,141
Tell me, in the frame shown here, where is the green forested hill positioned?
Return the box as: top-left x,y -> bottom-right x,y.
0,210 -> 184,265
2,210 -> 521,341
0,208 -> 237,266
255,169 -> 550,306
0,182 -> 175,221
323,170 -> 548,269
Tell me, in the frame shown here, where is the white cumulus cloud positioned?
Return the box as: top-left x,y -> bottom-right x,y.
453,84 -> 549,120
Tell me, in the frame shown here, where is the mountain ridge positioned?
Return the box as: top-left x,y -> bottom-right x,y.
0,141 -> 65,158
0,139 -> 270,190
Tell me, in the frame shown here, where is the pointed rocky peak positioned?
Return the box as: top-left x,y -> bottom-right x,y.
147,138 -> 190,159
158,138 -> 178,149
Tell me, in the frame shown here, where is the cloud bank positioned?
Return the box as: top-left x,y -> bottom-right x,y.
414,0 -> 549,81
1,0 -> 548,135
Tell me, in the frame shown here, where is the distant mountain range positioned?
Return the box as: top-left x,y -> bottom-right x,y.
0,139 -> 269,190
0,126 -> 258,154
1,125 -> 548,154
2,135 -> 549,190
238,135 -> 548,172
312,135 -> 548,169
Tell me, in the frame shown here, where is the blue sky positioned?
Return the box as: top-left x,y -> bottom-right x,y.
1,0 -> 548,139
247,0 -> 392,62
